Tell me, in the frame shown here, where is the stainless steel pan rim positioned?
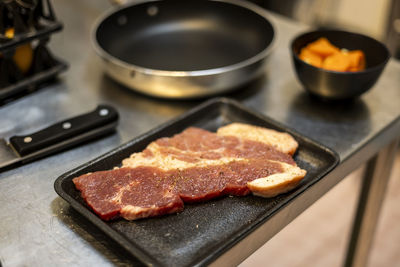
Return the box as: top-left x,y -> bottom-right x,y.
92,0 -> 276,98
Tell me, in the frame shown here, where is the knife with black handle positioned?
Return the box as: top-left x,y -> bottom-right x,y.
0,104 -> 119,171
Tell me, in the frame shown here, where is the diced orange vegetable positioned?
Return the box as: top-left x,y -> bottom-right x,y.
347,50 -> 365,70
299,47 -> 323,67
298,37 -> 366,72
348,67 -> 360,72
322,53 -> 351,72
306,37 -> 340,58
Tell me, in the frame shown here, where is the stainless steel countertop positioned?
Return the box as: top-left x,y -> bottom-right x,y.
1,1 -> 400,266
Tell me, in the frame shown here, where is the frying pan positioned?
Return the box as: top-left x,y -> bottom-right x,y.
93,0 -> 275,98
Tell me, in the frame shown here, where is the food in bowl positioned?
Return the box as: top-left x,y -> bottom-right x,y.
299,37 -> 365,72
291,30 -> 390,99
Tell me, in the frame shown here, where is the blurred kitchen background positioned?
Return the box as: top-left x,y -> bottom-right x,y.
257,0 -> 400,59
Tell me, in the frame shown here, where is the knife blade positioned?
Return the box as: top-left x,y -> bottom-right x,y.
0,104 -> 119,172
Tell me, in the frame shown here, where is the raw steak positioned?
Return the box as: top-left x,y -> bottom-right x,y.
73,124 -> 306,221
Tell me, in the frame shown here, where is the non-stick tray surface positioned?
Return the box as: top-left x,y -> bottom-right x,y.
54,98 -> 339,267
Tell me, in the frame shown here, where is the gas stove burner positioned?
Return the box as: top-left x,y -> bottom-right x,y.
0,0 -> 57,38
0,0 -> 67,105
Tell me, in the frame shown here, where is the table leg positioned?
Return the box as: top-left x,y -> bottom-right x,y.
344,139 -> 399,267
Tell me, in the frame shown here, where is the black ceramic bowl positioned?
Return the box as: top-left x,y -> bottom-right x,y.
291,30 -> 390,100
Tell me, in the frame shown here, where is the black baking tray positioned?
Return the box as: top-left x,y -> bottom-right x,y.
54,98 -> 339,267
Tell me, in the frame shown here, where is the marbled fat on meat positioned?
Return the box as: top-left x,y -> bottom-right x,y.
153,128 -> 295,165
73,159 -> 284,220
73,124 -> 307,221
73,167 -> 184,220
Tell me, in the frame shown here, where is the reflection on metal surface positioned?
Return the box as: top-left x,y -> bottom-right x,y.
0,139 -> 19,169
98,75 -> 195,117
286,90 -> 371,159
0,106 -> 43,139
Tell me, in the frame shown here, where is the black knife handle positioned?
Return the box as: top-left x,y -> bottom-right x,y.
10,104 -> 119,156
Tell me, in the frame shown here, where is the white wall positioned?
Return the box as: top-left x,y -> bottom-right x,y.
292,0 -> 391,40
333,0 -> 391,39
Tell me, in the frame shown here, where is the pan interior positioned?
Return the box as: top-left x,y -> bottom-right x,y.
96,0 -> 274,71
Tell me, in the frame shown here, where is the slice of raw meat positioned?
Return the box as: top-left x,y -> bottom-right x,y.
73,158 -> 299,220
122,127 -> 295,170
73,167 -> 183,220
217,123 -> 299,155
73,123 -> 307,221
